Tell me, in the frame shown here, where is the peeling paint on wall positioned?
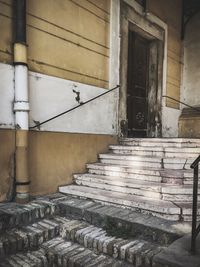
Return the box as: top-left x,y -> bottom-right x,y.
29,71 -> 118,134
0,63 -> 15,129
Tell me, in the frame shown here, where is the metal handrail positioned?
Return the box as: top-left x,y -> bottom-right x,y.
191,155 -> 200,254
162,95 -> 200,113
29,85 -> 120,130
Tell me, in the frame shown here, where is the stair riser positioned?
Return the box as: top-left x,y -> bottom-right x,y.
161,177 -> 183,185
75,178 -> 200,202
184,180 -> 193,185
59,187 -> 180,221
58,221 -> 164,266
182,215 -> 200,221
110,145 -> 200,153
100,159 -> 162,168
88,169 -> 162,182
58,201 -> 181,244
75,175 -> 162,191
100,159 -> 191,170
162,195 -> 196,202
75,179 -> 162,199
2,238 -> 133,267
120,141 -> 200,148
110,149 -> 199,158
88,169 -> 189,185
99,154 -> 193,165
87,164 -> 162,176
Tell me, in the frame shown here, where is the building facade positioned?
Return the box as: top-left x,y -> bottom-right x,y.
0,0 -> 199,201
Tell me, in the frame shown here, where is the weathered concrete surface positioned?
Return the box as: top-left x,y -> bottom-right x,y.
153,234 -> 200,267
0,193 -> 198,267
60,138 -> 200,222
58,195 -> 190,245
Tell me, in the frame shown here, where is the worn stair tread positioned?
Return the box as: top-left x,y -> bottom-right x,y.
59,185 -> 181,215
42,236 -> 133,266
87,162 -> 193,175
0,199 -> 61,232
47,218 -> 165,265
87,162 -> 163,175
109,145 -> 200,158
174,202 -> 200,215
58,196 -> 192,240
74,173 -> 163,190
74,174 -> 200,202
99,154 -> 192,170
45,236 -> 161,266
110,145 -> 200,152
0,248 -> 48,267
74,173 -> 200,195
121,137 -> 200,142
99,153 -> 194,163
1,237 -> 133,267
120,138 -> 200,144
0,216 -> 72,258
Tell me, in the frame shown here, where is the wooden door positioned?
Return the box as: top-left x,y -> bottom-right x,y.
127,31 -> 149,137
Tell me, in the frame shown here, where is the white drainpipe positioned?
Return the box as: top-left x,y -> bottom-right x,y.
14,65 -> 29,130
13,0 -> 30,203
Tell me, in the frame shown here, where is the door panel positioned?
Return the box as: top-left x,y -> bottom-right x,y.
127,31 -> 149,137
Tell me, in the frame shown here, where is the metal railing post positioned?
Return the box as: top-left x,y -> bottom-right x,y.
191,164 -> 199,254
190,155 -> 200,254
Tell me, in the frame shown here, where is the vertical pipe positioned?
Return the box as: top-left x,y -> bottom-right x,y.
13,0 -> 30,203
191,165 -> 198,254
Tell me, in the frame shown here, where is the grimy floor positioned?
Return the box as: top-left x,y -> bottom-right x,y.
0,193 -> 199,267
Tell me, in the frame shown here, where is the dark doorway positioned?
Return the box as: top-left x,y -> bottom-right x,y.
127,31 -> 150,137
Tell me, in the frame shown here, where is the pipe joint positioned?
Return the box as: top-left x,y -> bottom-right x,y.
14,101 -> 30,112
14,43 -> 27,64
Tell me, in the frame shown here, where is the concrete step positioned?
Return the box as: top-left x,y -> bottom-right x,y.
0,248 -> 49,267
59,185 -> 181,221
87,163 -> 163,182
175,202 -> 200,221
42,237 -> 132,267
109,145 -> 200,158
120,138 -> 200,148
0,194 -> 197,267
58,196 -> 189,245
0,196 -> 65,232
74,173 -> 162,199
87,163 -> 194,184
57,219 -> 165,266
0,214 -> 91,258
1,237 -> 132,267
74,173 -> 200,202
0,217 -> 61,258
99,153 -> 193,169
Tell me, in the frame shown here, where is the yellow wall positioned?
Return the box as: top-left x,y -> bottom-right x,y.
0,0 -> 182,94
179,116 -> 200,138
149,0 -> 182,109
0,0 -> 110,88
0,0 -> 13,63
0,129 -> 15,202
0,129 -> 117,200
29,131 -> 117,196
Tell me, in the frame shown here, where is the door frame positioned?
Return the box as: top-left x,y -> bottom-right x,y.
117,0 -> 167,137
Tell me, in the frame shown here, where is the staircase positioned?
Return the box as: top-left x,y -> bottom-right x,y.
1,138 -> 200,266
0,193 -> 179,267
60,138 -> 200,221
